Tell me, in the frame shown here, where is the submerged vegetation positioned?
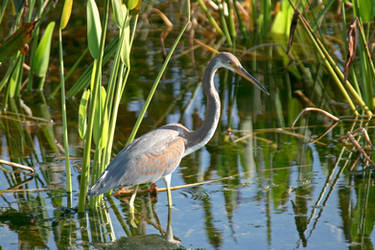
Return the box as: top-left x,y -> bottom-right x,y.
0,0 -> 375,248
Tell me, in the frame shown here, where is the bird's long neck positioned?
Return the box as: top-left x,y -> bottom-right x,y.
184,59 -> 221,156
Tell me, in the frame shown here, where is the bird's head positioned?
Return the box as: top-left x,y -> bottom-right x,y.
215,52 -> 269,95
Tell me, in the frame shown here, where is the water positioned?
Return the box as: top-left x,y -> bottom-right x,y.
1,2 -> 375,249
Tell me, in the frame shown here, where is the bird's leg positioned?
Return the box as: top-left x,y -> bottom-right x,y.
129,185 -> 139,212
129,185 -> 139,228
163,174 -> 173,208
166,205 -> 174,241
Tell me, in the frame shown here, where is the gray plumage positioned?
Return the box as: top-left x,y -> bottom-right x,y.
88,52 -> 269,205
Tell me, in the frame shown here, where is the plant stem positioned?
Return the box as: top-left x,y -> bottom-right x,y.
58,28 -> 72,201
78,0 -> 110,213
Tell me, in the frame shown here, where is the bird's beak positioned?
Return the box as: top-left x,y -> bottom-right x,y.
235,66 -> 270,95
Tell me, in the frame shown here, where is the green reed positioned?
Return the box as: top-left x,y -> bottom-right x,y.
0,0 -> 56,102
58,0 -> 73,201
77,0 -> 146,211
78,0 -> 110,212
193,0 -> 375,116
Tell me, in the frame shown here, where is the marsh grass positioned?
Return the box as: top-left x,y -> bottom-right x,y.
194,0 -> 375,116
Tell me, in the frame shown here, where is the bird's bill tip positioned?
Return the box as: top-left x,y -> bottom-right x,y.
235,66 -> 270,95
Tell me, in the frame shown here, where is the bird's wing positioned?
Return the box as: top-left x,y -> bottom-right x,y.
132,136 -> 185,180
88,127 -> 186,195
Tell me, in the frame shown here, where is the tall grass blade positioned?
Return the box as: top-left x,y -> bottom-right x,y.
58,28 -> 72,196
287,0 -> 372,115
218,4 -> 232,45
196,0 -> 224,36
225,0 -> 236,39
59,0 -> 74,198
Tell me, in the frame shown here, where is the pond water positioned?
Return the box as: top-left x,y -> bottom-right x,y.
1,1 -> 375,249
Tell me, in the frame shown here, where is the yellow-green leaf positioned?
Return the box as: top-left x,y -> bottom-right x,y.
93,86 -> 108,148
78,89 -> 90,139
31,21 -> 55,77
126,0 -> 138,10
120,19 -> 130,66
60,0 -> 73,29
87,0 -> 102,59
357,0 -> 374,22
111,0 -> 127,27
130,0 -> 141,15
270,0 -> 293,36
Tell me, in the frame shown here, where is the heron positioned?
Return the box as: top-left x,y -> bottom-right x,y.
88,52 -> 269,209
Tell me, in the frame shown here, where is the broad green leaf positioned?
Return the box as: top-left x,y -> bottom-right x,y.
270,0 -> 293,36
120,19 -> 130,66
130,0 -> 142,15
357,0 -> 374,22
111,0 -> 127,27
60,0 -> 73,29
78,89 -> 90,139
31,21 -> 55,77
93,86 -> 108,148
0,21 -> 36,62
126,0 -> 138,10
87,0 -> 102,59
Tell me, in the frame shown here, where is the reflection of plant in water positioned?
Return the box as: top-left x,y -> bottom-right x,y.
1,0 -> 375,249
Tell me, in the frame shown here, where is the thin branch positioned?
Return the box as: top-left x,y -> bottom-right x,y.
0,159 -> 34,174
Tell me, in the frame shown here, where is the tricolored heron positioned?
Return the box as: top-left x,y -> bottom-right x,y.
88,52 -> 269,209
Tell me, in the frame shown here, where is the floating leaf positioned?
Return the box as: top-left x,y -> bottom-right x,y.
31,21 -> 55,77
60,0 -> 73,29
87,0 -> 102,59
78,89 -> 90,139
0,21 -> 36,62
